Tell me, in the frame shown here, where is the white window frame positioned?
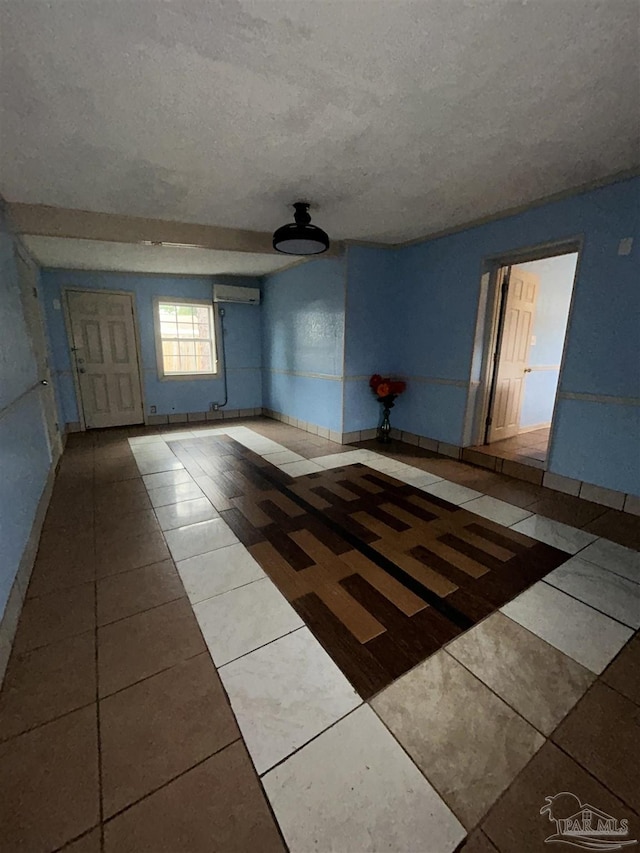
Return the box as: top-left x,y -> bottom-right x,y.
153,296 -> 220,380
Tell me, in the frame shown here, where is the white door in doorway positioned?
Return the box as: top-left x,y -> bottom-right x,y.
15,249 -> 63,464
489,267 -> 539,442
67,290 -> 144,429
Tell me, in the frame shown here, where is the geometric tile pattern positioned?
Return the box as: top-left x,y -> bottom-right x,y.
171,434 -> 570,697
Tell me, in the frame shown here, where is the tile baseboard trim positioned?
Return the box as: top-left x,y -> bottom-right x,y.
366,428 -> 637,517
262,408 -> 381,445
165,408 -> 262,424
456,447 -> 636,516
66,409 -> 263,431
0,457 -> 58,688
542,471 -> 635,515
261,408 -> 340,442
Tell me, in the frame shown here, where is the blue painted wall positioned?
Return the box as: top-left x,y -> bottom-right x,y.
517,253 -> 577,428
0,209 -> 52,620
393,177 -> 639,493
262,257 -> 346,432
40,270 -> 263,424
343,246 -> 405,432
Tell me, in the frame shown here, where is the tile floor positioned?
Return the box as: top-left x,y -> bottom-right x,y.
471,426 -> 551,469
0,416 -> 638,853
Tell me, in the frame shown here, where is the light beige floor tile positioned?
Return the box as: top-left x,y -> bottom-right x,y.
277,459 -> 324,476
142,469 -> 192,490
164,518 -> 239,562
220,628 -> 360,773
510,514 -> 597,553
176,543 -> 265,604
462,495 -> 533,527
544,557 -> 640,628
577,538 -> 640,583
193,578 -> 303,666
371,651 -> 544,828
263,705 -> 465,853
155,497 -> 219,531
501,581 -> 633,673
394,469 -> 444,487
128,435 -> 166,447
446,612 -> 594,734
135,456 -> 184,476
261,450 -> 305,465
420,480 -> 483,506
147,480 -> 204,507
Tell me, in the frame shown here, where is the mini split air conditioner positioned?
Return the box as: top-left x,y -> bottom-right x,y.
213,284 -> 260,305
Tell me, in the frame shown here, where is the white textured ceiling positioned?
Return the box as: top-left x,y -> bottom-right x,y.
23,236 -> 294,276
2,1 -> 639,244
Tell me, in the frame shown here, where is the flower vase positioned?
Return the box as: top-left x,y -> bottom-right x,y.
378,403 -> 392,443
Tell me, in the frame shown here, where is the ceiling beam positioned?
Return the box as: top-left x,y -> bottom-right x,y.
7,202 -> 344,257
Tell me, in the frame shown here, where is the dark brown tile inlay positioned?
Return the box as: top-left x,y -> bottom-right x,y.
172,435 -> 571,698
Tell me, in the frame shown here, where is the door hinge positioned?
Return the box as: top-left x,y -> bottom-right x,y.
485,416 -> 493,427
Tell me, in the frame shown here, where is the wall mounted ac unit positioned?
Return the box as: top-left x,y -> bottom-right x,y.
213,284 -> 260,304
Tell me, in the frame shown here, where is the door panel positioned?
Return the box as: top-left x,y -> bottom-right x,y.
67,290 -> 144,429
488,267 -> 539,442
88,374 -> 110,415
115,373 -> 137,411
109,321 -> 130,363
83,321 -> 104,364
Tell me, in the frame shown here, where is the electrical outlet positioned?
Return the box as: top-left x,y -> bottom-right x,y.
150,405 -> 157,414
618,237 -> 633,256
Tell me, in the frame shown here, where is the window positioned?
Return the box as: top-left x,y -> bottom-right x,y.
154,299 -> 218,378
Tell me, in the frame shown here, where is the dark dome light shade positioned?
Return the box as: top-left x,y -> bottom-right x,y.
272,202 -> 330,255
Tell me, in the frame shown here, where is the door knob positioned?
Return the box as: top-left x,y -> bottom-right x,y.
40,379 -> 48,386
524,368 -> 532,373
79,368 -> 86,374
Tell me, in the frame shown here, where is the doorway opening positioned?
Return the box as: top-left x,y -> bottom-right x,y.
472,245 -> 579,469
65,289 -> 145,430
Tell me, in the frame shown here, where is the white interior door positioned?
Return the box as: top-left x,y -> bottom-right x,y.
488,266 -> 539,442
67,290 -> 144,429
15,249 -> 62,463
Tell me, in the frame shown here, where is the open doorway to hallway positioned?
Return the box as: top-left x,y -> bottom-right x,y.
473,248 -> 579,469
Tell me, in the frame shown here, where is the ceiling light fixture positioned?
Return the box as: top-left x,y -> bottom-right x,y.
272,202 -> 329,255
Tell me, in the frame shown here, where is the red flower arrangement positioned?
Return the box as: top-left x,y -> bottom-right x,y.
369,374 -> 407,405
370,375 -> 406,442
